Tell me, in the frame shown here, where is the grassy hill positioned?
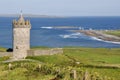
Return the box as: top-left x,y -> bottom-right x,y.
0,47 -> 120,80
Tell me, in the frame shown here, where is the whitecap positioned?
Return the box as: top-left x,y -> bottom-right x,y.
59,35 -> 71,38
59,35 -> 78,39
59,32 -> 81,39
91,36 -> 120,44
41,26 -> 53,29
79,27 -> 84,30
71,32 -> 81,36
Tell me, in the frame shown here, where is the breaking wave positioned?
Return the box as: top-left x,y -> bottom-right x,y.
91,37 -> 120,44
41,26 -> 53,29
40,26 -> 80,30
59,33 -> 81,39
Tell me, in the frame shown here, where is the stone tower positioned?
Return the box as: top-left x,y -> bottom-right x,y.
12,12 -> 31,59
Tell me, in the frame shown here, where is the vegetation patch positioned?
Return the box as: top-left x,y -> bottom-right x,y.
0,47 -> 6,52
31,46 -> 51,50
103,30 -> 120,37
0,56 -> 10,61
0,47 -> 120,80
0,61 -> 116,80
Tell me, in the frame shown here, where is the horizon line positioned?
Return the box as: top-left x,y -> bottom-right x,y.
0,14 -> 120,17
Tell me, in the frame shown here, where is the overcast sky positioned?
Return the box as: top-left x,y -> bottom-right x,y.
0,0 -> 120,16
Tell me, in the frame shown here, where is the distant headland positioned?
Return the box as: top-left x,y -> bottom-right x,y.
71,30 -> 120,43
0,14 -> 64,18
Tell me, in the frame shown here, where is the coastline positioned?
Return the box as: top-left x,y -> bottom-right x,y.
71,30 -> 120,43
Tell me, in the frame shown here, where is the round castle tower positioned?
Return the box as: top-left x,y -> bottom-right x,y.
12,12 -> 31,59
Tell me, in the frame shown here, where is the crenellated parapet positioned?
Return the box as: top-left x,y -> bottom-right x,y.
12,19 -> 31,28
12,13 -> 31,28
12,20 -> 31,28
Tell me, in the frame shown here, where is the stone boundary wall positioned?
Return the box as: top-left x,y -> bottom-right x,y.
0,52 -> 13,57
0,48 -> 63,57
27,48 -> 63,56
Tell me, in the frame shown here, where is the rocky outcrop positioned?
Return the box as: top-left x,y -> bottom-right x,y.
75,30 -> 120,42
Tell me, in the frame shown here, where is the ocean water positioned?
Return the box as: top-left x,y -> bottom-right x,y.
0,17 -> 120,48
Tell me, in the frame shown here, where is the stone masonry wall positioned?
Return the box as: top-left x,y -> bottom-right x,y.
0,48 -> 63,57
27,48 -> 63,56
13,28 -> 30,59
0,52 -> 13,57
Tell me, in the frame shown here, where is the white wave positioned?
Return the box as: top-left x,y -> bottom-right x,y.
60,35 -> 71,38
41,26 -> 79,29
59,32 -> 81,39
91,37 -> 120,44
41,26 -> 53,29
79,27 -> 84,30
71,33 -> 81,36
91,37 -> 103,41
59,35 -> 78,39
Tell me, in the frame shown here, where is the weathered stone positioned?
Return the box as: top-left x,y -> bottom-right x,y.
70,70 -> 77,79
12,13 -> 31,59
27,48 -> 63,56
8,63 -> 12,70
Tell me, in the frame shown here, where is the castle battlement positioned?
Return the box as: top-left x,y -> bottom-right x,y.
13,20 -> 31,28
12,17 -> 31,28
12,11 -> 31,28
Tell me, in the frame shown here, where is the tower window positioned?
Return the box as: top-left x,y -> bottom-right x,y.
16,46 -> 18,49
20,23 -> 23,25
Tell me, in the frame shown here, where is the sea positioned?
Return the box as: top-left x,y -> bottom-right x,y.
0,16 -> 120,48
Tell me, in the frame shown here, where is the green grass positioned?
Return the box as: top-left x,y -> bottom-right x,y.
80,67 -> 120,80
0,56 -> 10,61
64,48 -> 120,64
27,48 -> 120,80
103,30 -> 120,37
0,62 -> 55,80
0,47 -> 120,80
64,48 -> 120,79
27,54 -> 71,65
31,46 -> 51,50
0,47 -> 6,52
31,47 -> 120,65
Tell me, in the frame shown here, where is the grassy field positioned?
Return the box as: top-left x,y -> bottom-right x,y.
31,46 -> 51,50
103,30 -> 120,37
63,48 -> 120,79
0,47 -> 120,80
0,47 -> 6,52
